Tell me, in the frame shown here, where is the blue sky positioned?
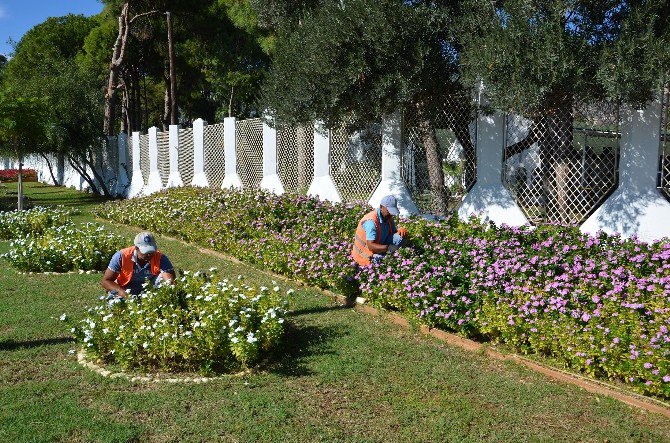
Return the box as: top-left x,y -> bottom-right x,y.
0,0 -> 104,57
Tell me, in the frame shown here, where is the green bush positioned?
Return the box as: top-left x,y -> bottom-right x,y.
2,223 -> 125,272
71,271 -> 290,373
0,206 -> 72,239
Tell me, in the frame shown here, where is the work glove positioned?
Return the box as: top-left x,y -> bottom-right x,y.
397,227 -> 408,238
387,244 -> 399,254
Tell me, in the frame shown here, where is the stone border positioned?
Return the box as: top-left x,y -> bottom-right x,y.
97,219 -> 670,417
77,349 -> 250,384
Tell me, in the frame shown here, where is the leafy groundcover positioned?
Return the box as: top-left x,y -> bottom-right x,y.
95,187 -> 670,398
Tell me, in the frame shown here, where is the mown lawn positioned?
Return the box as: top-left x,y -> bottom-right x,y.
1,183 -> 670,442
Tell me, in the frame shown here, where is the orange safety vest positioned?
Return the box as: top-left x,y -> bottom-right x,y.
116,246 -> 163,287
351,210 -> 396,266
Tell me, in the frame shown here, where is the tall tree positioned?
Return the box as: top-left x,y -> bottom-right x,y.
0,91 -> 48,210
459,0 -> 670,221
258,0 -> 461,214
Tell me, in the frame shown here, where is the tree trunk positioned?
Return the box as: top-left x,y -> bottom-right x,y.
103,3 -> 130,136
39,152 -> 59,185
416,105 -> 449,215
17,152 -> 23,211
162,81 -> 170,131
539,105 -> 575,224
166,11 -> 177,125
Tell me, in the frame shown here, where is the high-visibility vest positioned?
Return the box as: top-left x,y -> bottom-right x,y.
351,210 -> 396,266
116,246 -> 163,287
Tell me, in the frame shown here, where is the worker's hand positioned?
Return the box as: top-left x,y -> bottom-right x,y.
387,244 -> 399,254
397,227 -> 408,238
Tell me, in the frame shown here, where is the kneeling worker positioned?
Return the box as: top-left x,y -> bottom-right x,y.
351,195 -> 408,266
101,231 -> 176,298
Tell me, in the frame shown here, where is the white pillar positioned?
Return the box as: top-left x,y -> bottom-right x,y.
307,122 -> 341,202
191,118 -> 209,187
369,112 -> 418,215
115,133 -> 130,197
166,124 -> 183,187
259,116 -> 285,194
458,112 -> 529,226
143,127 -> 164,195
221,117 -> 242,188
581,98 -> 670,242
128,131 -> 145,198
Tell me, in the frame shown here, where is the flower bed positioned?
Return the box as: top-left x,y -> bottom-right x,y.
0,168 -> 37,183
0,206 -> 72,239
95,187 -> 670,398
2,223 -> 125,272
70,271 -> 289,373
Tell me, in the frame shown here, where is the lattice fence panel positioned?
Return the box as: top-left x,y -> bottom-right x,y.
204,123 -> 226,189
178,128 -> 194,186
504,100 -> 620,225
157,130 -> 170,187
236,118 -> 263,189
139,133 -> 150,186
402,93 -> 478,214
330,123 -> 382,203
659,83 -> 670,201
277,123 -> 314,194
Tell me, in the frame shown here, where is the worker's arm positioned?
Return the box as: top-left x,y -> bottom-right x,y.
365,240 -> 389,254
101,269 -> 128,298
159,270 -> 176,284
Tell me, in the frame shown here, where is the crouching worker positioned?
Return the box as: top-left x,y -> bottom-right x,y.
101,231 -> 176,299
351,195 -> 408,266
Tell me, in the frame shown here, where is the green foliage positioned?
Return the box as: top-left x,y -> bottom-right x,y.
0,206 -> 72,239
2,223 -> 125,273
97,187 -> 670,398
70,271 -> 289,373
0,90 -> 48,158
459,0 -> 670,113
260,0 -> 457,129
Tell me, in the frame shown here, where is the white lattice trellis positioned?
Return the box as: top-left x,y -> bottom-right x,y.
330,123 -> 382,203
236,118 -> 264,189
139,134 -> 150,186
277,123 -> 314,194
402,93 -> 478,214
504,100 -> 620,225
178,128 -> 195,186
204,123 -> 226,189
157,130 -> 170,187
659,83 -> 670,201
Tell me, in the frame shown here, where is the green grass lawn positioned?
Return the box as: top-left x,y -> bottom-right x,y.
1,183 -> 670,442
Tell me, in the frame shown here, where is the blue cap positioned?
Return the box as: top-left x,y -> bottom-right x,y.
380,195 -> 399,215
134,231 -> 157,254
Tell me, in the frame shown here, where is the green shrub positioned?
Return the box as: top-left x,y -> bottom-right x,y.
0,206 -> 72,239
2,223 -> 125,272
71,271 -> 290,373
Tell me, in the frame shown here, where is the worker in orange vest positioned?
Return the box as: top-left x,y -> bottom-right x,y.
101,231 -> 176,299
351,195 -> 408,266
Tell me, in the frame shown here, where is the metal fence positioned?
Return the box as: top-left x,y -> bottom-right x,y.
178,128 -> 195,186
236,118 -> 264,189
504,100 -> 620,225
277,123 -> 314,194
139,134 -> 150,185
157,131 -> 170,187
329,123 -> 382,203
659,83 -> 670,201
402,93 -> 478,214
204,123 -> 226,189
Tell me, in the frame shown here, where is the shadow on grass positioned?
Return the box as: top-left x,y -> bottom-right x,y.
0,336 -> 75,351
264,322 -> 344,377
289,304 -> 352,317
